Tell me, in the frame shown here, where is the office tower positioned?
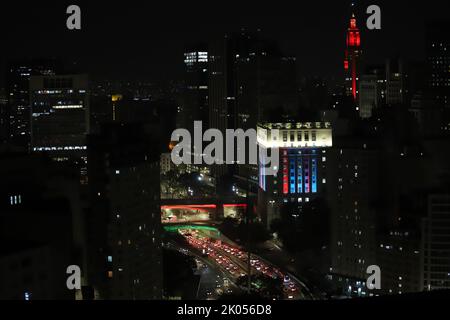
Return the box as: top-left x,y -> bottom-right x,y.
5,60 -> 58,149
179,46 -> 209,170
410,92 -> 443,137
377,230 -> 421,295
386,59 -> 406,106
209,31 -> 297,132
29,74 -> 90,183
426,21 -> 450,109
327,141 -> 379,296
425,21 -> 450,132
421,194 -> 450,291
208,31 -> 298,180
257,122 -> 333,228
30,74 -> 90,157
0,153 -> 87,300
87,123 -> 162,300
181,45 -> 209,131
359,66 -> 385,118
344,13 -> 362,102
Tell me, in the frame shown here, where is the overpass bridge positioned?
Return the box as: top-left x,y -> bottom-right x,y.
161,198 -> 247,223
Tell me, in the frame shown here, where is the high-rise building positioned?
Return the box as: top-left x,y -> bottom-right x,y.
344,13 -> 362,103
410,92 -> 443,137
426,21 -> 450,109
29,74 -> 90,184
327,141 -> 379,296
30,74 -> 90,159
425,21 -> 450,132
377,230 -> 421,295
386,59 -> 406,106
421,194 -> 450,291
87,123 -> 162,300
257,122 -> 332,227
0,153 -> 87,300
181,45 -> 209,131
208,31 -> 298,181
359,66 -> 385,118
5,60 -> 59,149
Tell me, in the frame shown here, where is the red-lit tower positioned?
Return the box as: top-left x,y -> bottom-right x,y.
344,12 -> 361,101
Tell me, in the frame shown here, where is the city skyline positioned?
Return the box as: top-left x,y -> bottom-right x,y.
1,0 -> 450,305
1,1 -> 449,85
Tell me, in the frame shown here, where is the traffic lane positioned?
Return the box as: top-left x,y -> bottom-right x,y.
168,240 -> 241,297
205,238 -> 302,297
186,231 -> 301,299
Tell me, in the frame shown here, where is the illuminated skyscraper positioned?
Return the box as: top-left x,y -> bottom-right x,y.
257,122 -> 333,227
182,45 -> 209,131
344,12 -> 362,103
425,21 -> 450,132
426,21 -> 449,109
30,74 -> 90,158
5,60 -> 59,149
29,74 -> 90,183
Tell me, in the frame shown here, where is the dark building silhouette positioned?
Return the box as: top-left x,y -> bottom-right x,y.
208,30 -> 298,182
0,153 -> 87,299
87,123 -> 163,299
327,139 -> 379,297
421,194 -> 450,291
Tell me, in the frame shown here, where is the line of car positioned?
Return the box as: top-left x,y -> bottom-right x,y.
179,229 -> 301,299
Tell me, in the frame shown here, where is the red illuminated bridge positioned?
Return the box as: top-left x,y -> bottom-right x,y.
161,199 -> 247,224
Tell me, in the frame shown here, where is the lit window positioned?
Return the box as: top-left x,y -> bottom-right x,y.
107,256 -> 112,263
108,271 -> 113,278
9,195 -> 22,206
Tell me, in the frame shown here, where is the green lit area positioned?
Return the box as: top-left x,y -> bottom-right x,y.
163,225 -> 220,235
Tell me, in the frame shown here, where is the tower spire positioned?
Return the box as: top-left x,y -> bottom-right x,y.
344,4 -> 361,102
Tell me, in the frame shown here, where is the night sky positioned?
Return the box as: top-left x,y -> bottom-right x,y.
1,0 -> 449,85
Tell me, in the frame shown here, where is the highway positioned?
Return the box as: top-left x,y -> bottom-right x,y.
177,228 -> 312,300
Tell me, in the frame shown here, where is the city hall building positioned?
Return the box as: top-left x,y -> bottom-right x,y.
257,122 -> 333,227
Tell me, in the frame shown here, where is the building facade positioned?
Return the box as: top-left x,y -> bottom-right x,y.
257,122 -> 332,227
421,194 -> 450,291
87,123 -> 163,300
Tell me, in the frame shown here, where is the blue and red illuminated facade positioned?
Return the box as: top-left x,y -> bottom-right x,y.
279,148 -> 319,196
257,122 -> 332,227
